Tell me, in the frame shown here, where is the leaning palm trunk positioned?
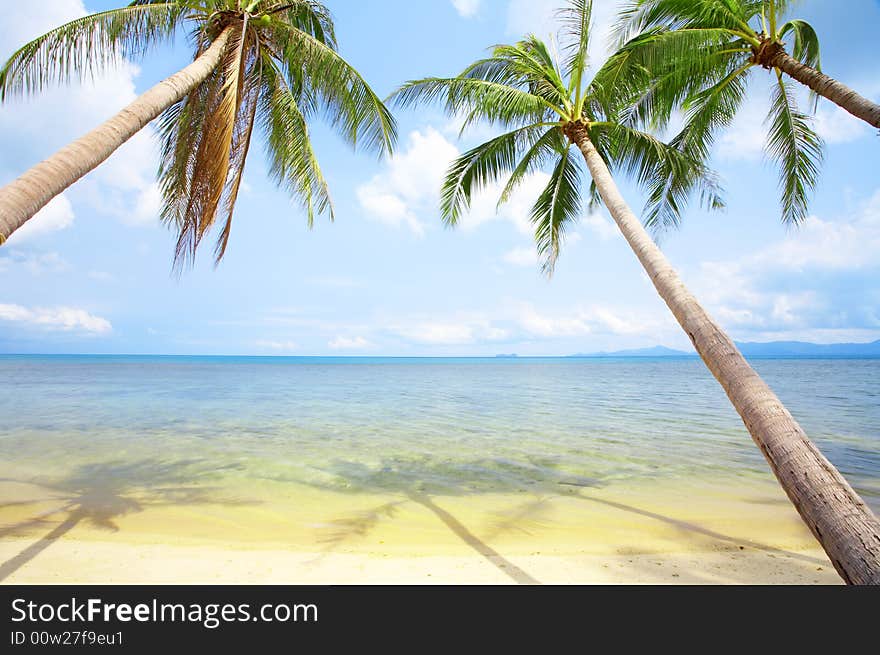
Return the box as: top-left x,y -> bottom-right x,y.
769,48 -> 880,129
0,27 -> 234,244
565,122 -> 880,585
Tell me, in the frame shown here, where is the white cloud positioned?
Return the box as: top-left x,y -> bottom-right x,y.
307,276 -> 366,290
357,127 -> 551,238
582,212 -> 618,240
0,303 -> 112,334
128,183 -> 163,226
716,78 -> 877,162
0,250 -> 68,275
0,1 -> 86,49
328,336 -> 372,350
356,128 -> 457,236
394,322 -> 480,345
592,307 -> 648,335
392,316 -> 509,345
502,247 -> 538,267
689,190 -> 880,337
451,0 -> 481,18
4,195 -> 75,244
516,303 -> 592,337
748,192 -> 880,273
254,340 -> 299,352
514,302 -> 667,339
459,172 -> 549,235
0,1 -> 160,232
716,92 -> 768,162
814,104 -> 869,145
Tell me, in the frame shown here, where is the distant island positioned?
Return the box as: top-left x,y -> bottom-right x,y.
569,339 -> 880,359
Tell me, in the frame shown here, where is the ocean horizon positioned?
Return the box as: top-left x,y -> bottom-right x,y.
3,351 -> 879,361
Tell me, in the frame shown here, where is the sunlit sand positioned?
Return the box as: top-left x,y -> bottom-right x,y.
0,467 -> 840,584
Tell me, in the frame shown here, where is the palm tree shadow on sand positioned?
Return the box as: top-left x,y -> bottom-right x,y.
302,456 -> 828,583
562,486 -> 829,568
0,458 -> 258,582
299,455 -> 604,585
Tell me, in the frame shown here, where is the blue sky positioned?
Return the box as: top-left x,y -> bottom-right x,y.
0,0 -> 878,356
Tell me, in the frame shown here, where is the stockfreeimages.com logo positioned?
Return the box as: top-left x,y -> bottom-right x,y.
11,597 -> 318,630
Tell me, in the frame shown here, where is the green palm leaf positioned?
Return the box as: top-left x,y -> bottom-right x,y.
614,0 -> 830,224
441,123 -> 548,226
779,18 -> 821,110
532,146 -> 583,274
558,0 -> 593,108
0,2 -> 183,99
393,76 -> 559,128
766,73 -> 823,225
271,21 -> 396,156
499,126 -> 567,206
260,56 -> 333,228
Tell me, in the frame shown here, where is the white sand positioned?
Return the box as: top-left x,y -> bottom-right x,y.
0,538 -> 838,584
0,477 -> 842,584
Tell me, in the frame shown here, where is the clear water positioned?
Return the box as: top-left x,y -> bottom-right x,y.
0,355 -> 877,511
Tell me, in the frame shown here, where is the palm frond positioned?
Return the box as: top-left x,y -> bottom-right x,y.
268,0 -> 337,48
499,126 -> 567,206
392,76 -> 555,128
163,20 -> 257,270
492,39 -> 571,113
779,18 -> 821,110
214,48 -> 263,263
259,55 -> 333,229
600,123 -> 724,230
614,0 -> 755,46
765,72 -> 823,225
673,59 -> 751,162
269,21 -> 396,157
599,26 -> 749,129
532,146 -> 583,274
157,34 -> 222,251
557,0 -> 593,107
441,123 -> 547,226
0,2 -> 184,99
778,19 -> 820,70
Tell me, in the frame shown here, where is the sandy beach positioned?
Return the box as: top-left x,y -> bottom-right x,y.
2,356 -> 871,586
0,474 -> 841,584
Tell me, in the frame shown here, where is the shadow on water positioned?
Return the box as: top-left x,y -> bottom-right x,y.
301,455 -> 603,585
0,458 -> 257,582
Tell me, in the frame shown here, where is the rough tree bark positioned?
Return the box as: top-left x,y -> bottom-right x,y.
0,27 -> 234,244
770,49 -> 880,129
564,120 -> 880,585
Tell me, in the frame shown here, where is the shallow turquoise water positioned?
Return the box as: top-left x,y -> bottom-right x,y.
0,355 -> 877,510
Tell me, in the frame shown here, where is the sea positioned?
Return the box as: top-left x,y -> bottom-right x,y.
0,355 -> 877,582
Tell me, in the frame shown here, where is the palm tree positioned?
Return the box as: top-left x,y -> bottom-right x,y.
0,0 -> 396,266
391,0 -> 880,584
613,0 -> 877,226
618,0 -> 880,127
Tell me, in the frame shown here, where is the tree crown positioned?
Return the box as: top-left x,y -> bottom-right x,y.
0,0 -> 397,267
392,0 -> 723,273
613,0 -> 824,225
